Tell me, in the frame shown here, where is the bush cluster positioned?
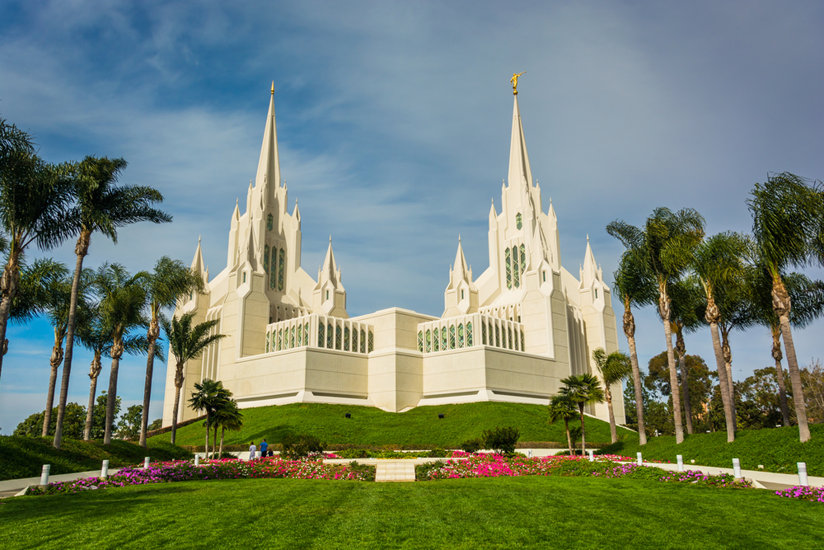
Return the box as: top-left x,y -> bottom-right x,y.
280,434 -> 325,459
482,426 -> 520,455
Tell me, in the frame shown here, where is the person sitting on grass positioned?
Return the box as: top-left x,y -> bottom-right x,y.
249,441 -> 256,461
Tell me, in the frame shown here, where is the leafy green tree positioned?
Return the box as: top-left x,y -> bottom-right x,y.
0,118 -> 74,383
147,418 -> 163,431
646,351 -> 715,431
54,156 -> 171,449
800,359 -> 824,423
164,312 -> 224,444
189,378 -> 231,458
623,382 -> 674,437
94,263 -> 148,444
116,405 -> 143,440
139,256 -> 204,447
559,373 -> 604,454
748,172 -> 824,442
89,392 -> 121,440
592,348 -> 632,443
14,402 -> 86,438
548,394 -> 578,455
213,399 -> 242,458
736,367 -> 789,429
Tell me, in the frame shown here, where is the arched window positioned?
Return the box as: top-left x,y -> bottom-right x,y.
264,245 -> 269,273
335,325 -> 342,350
276,329 -> 282,351
505,248 -> 512,289
290,326 -> 295,348
520,329 -> 525,351
344,326 -> 351,351
352,327 -> 358,352
520,244 -> 526,274
425,330 -> 431,353
512,246 -> 520,288
495,324 -> 500,347
467,322 -> 473,347
265,334 -> 269,353
516,212 -> 522,229
270,249 -> 277,288
305,323 -> 310,345
441,327 -> 447,350
433,330 -> 439,352
327,323 -> 334,348
267,214 -> 273,231
449,325 -> 456,349
318,323 -> 325,347
278,249 -> 285,290
360,329 -> 366,353
458,324 -> 464,347
481,321 -> 487,345
297,324 -> 303,346
367,330 -> 374,352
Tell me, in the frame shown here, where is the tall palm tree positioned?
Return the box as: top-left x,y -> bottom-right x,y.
592,348 -> 632,443
548,394 -> 578,455
164,312 -> 224,444
214,399 -> 243,458
692,232 -> 748,442
748,172 -> 824,442
668,278 -> 703,435
748,268 -> 824,426
607,225 -> 656,445
139,257 -> 204,447
0,119 -> 74,382
559,373 -> 604,454
189,379 -> 231,458
94,263 -> 149,444
53,156 -> 171,449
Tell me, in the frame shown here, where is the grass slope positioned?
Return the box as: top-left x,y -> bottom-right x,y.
1,477 -> 821,548
150,402 -> 631,449
600,423 -> 824,476
0,436 -> 192,481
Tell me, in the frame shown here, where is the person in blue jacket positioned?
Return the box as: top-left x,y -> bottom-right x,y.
260,439 -> 268,458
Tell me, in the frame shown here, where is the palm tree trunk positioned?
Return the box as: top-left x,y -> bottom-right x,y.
219,428 -> 225,458
564,419 -> 573,455
623,301 -> 646,445
213,425 -> 219,458
579,406 -> 587,454
205,420 -> 210,458
720,327 -> 737,428
771,326 -> 791,426
709,322 -> 736,442
42,328 -> 65,436
171,362 -> 186,445
84,372 -> 99,440
658,287 -> 684,444
139,320 -> 159,447
104,341 -> 125,445
772,274 -> 810,442
0,245 -> 22,383
54,230 -> 90,449
675,328 -> 693,435
605,385 -> 617,443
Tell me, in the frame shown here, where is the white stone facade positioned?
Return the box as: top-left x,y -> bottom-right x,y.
162,86 -> 624,426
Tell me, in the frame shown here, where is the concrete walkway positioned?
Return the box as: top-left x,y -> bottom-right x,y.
0,469 -> 122,499
627,460 -> 823,490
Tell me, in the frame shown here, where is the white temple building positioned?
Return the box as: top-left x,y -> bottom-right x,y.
162,82 -> 623,426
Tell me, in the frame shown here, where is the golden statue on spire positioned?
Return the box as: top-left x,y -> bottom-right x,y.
510,72 -> 525,95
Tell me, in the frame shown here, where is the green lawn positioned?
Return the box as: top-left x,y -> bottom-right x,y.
1,476 -> 821,548
149,401 -> 630,449
0,436 -> 192,480
600,423 -> 824,476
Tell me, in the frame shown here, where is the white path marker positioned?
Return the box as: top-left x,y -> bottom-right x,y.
40,464 -> 50,486
588,450 -> 594,462
100,459 -> 109,479
144,457 -> 150,469
676,455 -> 684,472
732,458 -> 742,479
636,452 -> 643,466
195,455 -> 200,466
798,462 -> 809,486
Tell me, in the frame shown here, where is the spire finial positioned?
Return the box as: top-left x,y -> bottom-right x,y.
586,234 -> 590,242
198,235 -> 201,245
510,71 -> 525,95
270,81 -> 275,95
458,234 -> 462,243
329,234 -> 332,244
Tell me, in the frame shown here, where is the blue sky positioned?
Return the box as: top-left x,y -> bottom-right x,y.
0,1 -> 822,433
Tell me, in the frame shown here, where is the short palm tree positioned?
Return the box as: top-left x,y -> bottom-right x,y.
0,119 -> 74,383
692,232 -> 749,442
189,378 -> 231,458
164,312 -> 224,444
548,394 -> 578,455
95,263 -> 149,444
53,156 -> 171,449
139,256 -> 204,447
214,399 -> 243,458
748,172 -> 823,442
559,373 -> 605,454
592,348 -> 632,443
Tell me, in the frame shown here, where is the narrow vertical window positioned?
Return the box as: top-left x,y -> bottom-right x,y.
520,244 -> 526,275
449,325 -> 456,349
520,329 -> 525,351
542,270 -> 546,283
495,324 -> 500,347
305,323 -> 310,345
335,325 -> 342,350
290,326 -> 295,348
344,326 -> 351,351
512,246 -> 520,288
278,249 -> 285,290
442,327 -> 448,350
425,330 -> 431,353
327,323 -> 334,348
516,213 -> 522,229
352,327 -> 358,352
297,324 -> 303,346
276,329 -> 282,351
594,288 -> 598,299
264,245 -> 269,272
458,324 -> 464,347
481,321 -> 487,345
467,322 -> 473,347
360,329 -> 366,353
267,214 -> 273,231
433,330 -> 439,352
505,248 -> 512,289
368,330 -> 374,352
318,323 -> 325,347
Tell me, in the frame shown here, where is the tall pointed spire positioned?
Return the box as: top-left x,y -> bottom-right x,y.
507,94 -> 533,192
580,235 -> 601,288
320,236 -> 340,286
255,82 -> 281,193
191,235 -> 205,275
448,236 -> 472,289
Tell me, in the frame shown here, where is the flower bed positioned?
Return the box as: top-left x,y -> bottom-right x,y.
775,485 -> 824,503
26,457 -> 374,496
416,454 -> 752,490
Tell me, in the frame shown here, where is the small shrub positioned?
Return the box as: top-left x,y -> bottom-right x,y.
460,438 -> 483,453
347,461 -> 376,481
482,426 -> 520,455
425,448 -> 448,458
281,434 -> 325,459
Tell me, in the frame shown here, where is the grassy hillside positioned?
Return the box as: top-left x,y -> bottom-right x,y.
150,402 -> 632,449
0,436 -> 192,481
599,424 -> 824,476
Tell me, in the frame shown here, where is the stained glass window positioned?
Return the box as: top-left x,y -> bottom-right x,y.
344,326 -> 351,351
520,244 -> 526,275
458,324 -> 464,347
495,324 -> 500,347
264,245 -> 269,272
277,329 -> 282,351
327,323 -> 333,348
290,327 -> 295,348
516,213 -> 522,229
442,327 -> 447,350
367,330 -> 374,352
297,324 -> 303,346
505,248 -> 512,289
270,249 -> 277,289
267,214 -> 273,231
318,323 -> 325,347
481,321 -> 487,345
512,246 -> 520,288
305,323 -> 310,345
520,329 -> 525,351
467,322 -> 473,347
265,335 -> 269,353
278,249 -> 285,290
360,329 -> 366,353
508,327 -> 514,349
449,325 -> 456,349
336,325 -> 342,350
425,330 -> 431,353
433,331 -> 439,352
352,328 -> 358,352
